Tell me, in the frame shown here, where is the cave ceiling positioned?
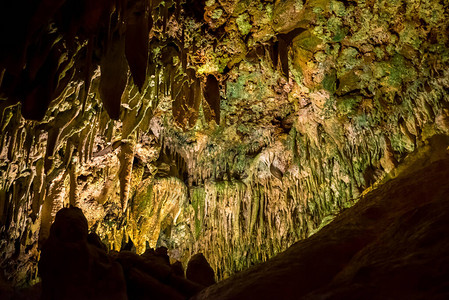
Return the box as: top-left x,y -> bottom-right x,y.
1,0 -> 449,285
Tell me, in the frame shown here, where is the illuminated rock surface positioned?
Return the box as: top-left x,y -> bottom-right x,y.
0,0 -> 449,298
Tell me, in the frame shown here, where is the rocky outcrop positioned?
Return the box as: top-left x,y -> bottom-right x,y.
186,253 -> 216,287
3,206 -> 213,300
39,207 -> 128,300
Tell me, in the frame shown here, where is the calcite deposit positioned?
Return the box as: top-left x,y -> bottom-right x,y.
0,0 -> 449,294
194,143 -> 449,299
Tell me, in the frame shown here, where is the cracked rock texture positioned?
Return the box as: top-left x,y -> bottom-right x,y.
1,0 -> 449,286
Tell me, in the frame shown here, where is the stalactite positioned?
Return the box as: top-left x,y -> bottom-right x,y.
118,140 -> 135,213
77,125 -> 90,166
270,41 -> 279,70
99,33 -> 128,120
67,143 -> 78,207
162,0 -> 169,34
126,176 -> 188,254
1,0 -> 449,287
125,0 -> 150,92
81,37 -> 94,112
87,118 -> 97,162
181,30 -> 187,72
278,37 -> 289,80
43,127 -> 60,174
6,116 -> 21,162
37,169 -> 66,247
203,75 -> 220,124
160,72 -> 449,277
155,67 -> 160,105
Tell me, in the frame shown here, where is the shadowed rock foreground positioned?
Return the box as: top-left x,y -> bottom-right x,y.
1,206 -> 214,300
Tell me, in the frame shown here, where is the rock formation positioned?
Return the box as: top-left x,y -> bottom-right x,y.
39,207 -> 128,300
186,253 -> 216,287
193,145 -> 449,299
2,206 -> 212,299
0,0 -> 448,298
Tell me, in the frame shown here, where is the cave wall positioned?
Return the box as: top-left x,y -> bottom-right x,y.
1,0 -> 449,285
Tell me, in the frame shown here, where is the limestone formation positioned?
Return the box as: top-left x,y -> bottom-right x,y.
39,207 -> 128,300
0,0 -> 449,297
193,149 -> 449,300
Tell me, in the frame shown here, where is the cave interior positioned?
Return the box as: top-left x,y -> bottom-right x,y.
1,0 -> 449,299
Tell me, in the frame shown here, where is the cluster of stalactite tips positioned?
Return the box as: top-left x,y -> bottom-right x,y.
1,0 -> 449,287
